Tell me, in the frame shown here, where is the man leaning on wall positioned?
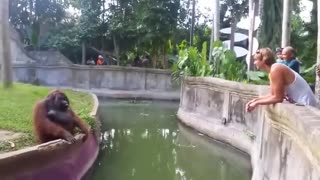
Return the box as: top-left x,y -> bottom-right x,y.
246,48 -> 318,112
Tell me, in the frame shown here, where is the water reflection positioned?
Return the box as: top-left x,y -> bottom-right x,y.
88,100 -> 251,180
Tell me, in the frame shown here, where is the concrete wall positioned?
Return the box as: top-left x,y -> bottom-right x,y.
27,50 -> 73,66
11,64 -> 179,91
178,76 -> 320,180
0,134 -> 99,180
0,26 -> 35,65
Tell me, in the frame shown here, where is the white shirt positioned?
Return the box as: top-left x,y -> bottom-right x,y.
283,65 -> 318,107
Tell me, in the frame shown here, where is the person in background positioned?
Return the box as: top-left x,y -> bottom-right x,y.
281,46 -> 301,73
86,57 -> 95,65
275,47 -> 286,64
97,55 -> 104,65
246,48 -> 318,112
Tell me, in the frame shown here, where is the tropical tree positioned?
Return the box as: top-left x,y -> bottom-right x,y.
136,0 -> 181,68
281,0 -> 292,47
1,0 -> 13,88
9,0 -> 68,49
258,0 -> 282,49
209,0 -> 220,63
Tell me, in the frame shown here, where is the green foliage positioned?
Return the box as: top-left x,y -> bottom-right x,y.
246,71 -> 269,85
210,41 -> 247,81
9,0 -> 68,47
172,40 -> 248,82
171,41 -> 213,80
78,0 -> 103,41
221,0 -> 248,21
300,63 -> 317,85
291,6 -> 317,68
0,83 -> 95,152
135,0 -> 181,68
171,40 -> 273,84
8,0 -> 257,67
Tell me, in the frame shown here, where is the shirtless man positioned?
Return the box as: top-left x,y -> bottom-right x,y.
246,48 -> 318,112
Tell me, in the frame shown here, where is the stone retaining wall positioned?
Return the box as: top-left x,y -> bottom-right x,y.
11,64 -> 179,91
178,76 -> 320,180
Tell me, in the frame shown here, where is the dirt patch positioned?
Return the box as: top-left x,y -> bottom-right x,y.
0,130 -> 24,141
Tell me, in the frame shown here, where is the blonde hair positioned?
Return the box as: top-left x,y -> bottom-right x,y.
254,48 -> 275,66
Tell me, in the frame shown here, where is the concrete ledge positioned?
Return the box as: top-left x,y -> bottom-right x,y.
13,64 -> 172,75
264,104 -> 320,171
178,76 -> 320,180
0,91 -> 100,180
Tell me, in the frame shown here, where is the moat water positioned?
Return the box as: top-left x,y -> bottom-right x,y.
86,100 -> 251,180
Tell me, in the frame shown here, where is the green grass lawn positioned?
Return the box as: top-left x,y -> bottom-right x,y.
0,83 -> 95,152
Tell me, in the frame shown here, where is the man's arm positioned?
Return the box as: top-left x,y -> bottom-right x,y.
254,67 -> 285,105
246,66 -> 285,112
248,94 -> 272,103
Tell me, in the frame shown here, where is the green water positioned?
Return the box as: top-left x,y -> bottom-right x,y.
87,100 -> 251,180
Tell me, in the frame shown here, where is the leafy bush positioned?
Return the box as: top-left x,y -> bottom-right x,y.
171,41 -> 213,81
171,40 -> 248,82
300,63 -> 316,86
210,41 -> 247,81
245,71 -> 269,85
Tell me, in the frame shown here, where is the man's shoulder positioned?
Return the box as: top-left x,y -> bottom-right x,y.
276,59 -> 287,65
289,59 -> 300,65
272,63 -> 287,69
271,63 -> 292,75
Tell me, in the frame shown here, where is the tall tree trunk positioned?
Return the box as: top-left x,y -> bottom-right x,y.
229,18 -> 236,51
162,46 -> 167,69
113,35 -> 120,66
316,0 -> 320,99
213,0 -> 220,41
81,42 -> 86,65
101,0 -> 106,50
209,0 -> 220,63
152,49 -> 157,68
189,0 -> 195,46
247,0 -> 257,71
256,0 -> 263,41
259,0 -> 282,49
1,0 -> 13,88
281,0 -> 291,47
